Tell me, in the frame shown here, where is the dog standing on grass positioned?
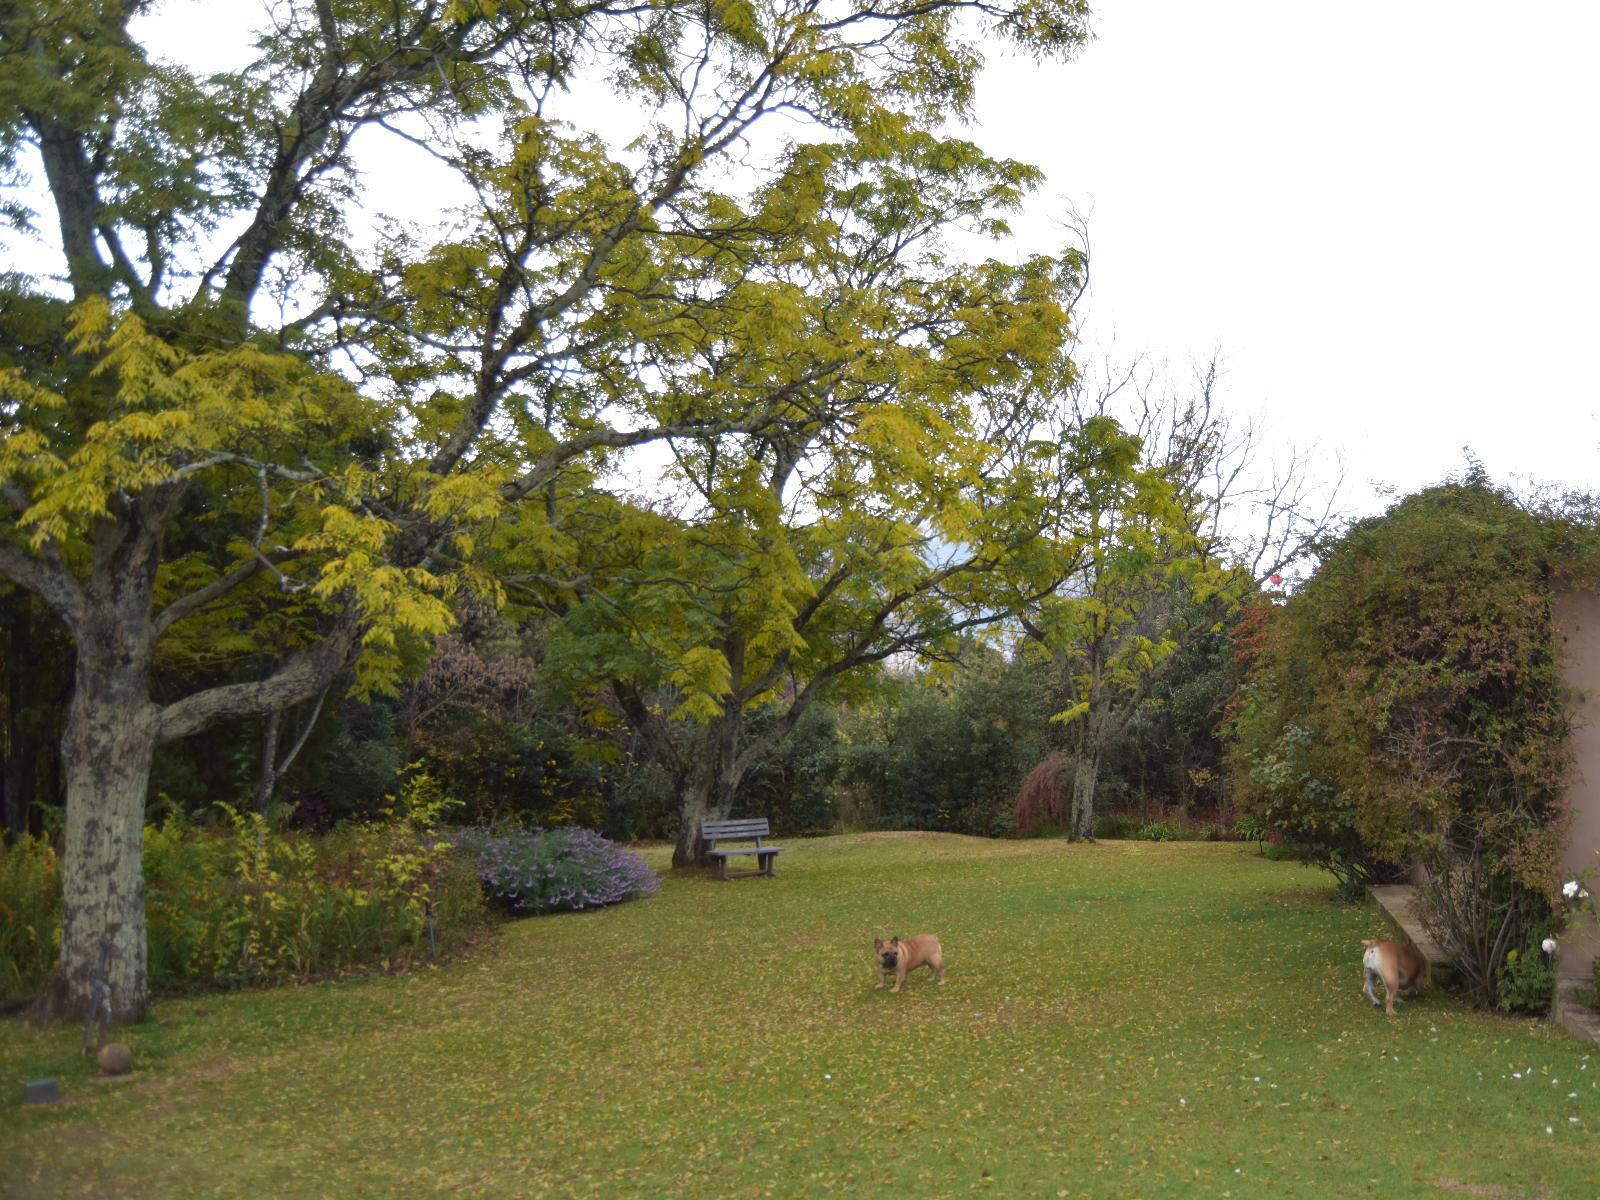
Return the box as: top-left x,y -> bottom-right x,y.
1361,938 -> 1426,1015
874,935 -> 947,992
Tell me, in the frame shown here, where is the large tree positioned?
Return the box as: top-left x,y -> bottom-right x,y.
0,0 -> 1092,1021
534,408 -> 1141,866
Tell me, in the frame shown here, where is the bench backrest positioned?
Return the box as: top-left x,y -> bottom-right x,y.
700,818 -> 770,843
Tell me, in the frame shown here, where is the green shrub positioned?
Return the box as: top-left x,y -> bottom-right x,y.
1233,814 -> 1266,845
1496,923 -> 1559,1015
839,651 -> 1055,835
1225,479 -> 1598,1001
143,815 -> 238,987
0,834 -> 61,1008
1091,813 -> 1135,839
8,790 -> 488,1002
1262,841 -> 1310,863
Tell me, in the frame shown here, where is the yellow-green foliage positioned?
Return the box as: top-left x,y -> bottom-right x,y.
0,809 -> 486,1001
145,803 -> 483,988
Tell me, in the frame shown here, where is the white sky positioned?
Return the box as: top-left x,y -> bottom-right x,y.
973,1 -> 1600,515
15,1 -> 1600,521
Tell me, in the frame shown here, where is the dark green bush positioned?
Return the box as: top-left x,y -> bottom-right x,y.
0,834 -> 60,1008
737,703 -> 844,836
1226,478 -> 1598,993
840,651 -> 1055,835
1092,813 -> 1135,839
1262,842 -> 1310,863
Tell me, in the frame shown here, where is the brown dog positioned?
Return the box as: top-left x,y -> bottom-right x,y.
1361,938 -> 1426,1015
874,935 -> 947,992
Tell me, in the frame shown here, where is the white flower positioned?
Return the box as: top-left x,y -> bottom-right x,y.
1543,938 -> 1559,955
1564,880 -> 1582,900
1546,1125 -> 1554,1135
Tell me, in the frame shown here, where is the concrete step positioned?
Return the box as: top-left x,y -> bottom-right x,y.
1369,884 -> 1456,985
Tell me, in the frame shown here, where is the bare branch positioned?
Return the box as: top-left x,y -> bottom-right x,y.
169,452 -> 326,484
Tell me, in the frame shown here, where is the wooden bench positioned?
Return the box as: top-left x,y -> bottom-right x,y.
701,818 -> 783,881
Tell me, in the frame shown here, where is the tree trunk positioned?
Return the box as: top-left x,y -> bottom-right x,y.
254,709 -> 282,814
32,640 -> 159,1026
672,759 -> 715,869
671,708 -> 745,869
1069,748 -> 1099,842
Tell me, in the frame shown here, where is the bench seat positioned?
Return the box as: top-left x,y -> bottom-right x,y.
701,818 -> 784,880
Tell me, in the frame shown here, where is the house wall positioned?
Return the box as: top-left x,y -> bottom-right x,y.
1555,589 -> 1600,983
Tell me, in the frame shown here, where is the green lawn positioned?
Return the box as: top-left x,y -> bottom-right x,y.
3,836 -> 1596,1199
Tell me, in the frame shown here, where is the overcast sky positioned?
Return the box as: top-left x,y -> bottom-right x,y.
973,1 -> 1600,515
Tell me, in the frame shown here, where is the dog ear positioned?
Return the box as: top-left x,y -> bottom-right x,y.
874,938 -> 884,950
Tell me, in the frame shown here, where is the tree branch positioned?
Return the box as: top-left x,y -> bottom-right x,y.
0,539 -> 85,628
155,620 -> 357,744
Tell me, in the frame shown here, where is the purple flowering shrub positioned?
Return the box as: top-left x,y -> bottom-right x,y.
453,826 -> 660,914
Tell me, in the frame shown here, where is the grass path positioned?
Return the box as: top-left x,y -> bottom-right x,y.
3,836 -> 1596,1199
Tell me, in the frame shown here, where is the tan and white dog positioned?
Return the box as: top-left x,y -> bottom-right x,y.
874,935 -> 947,993
1361,938 -> 1426,1015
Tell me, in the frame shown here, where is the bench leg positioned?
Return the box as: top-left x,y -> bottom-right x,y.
759,852 -> 774,877
713,857 -> 728,881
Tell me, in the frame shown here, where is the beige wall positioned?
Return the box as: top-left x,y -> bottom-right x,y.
1555,589 -> 1600,983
